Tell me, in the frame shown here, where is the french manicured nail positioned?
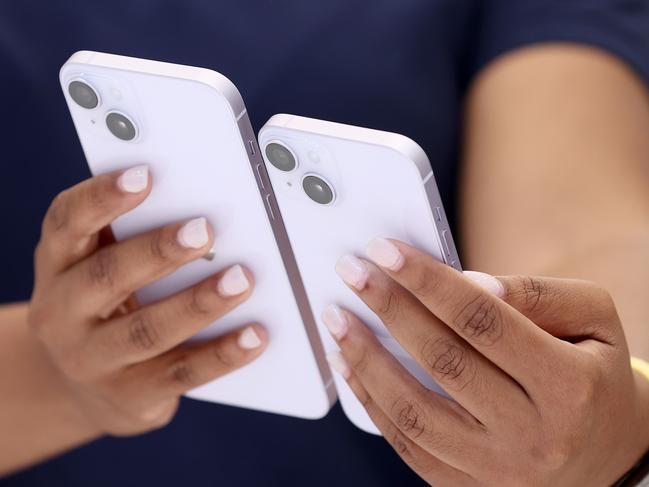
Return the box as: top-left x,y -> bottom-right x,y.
322,304 -> 348,339
238,326 -> 262,350
217,264 -> 250,297
366,237 -> 404,271
117,165 -> 149,193
335,254 -> 369,291
463,271 -> 505,298
326,352 -> 351,379
177,217 -> 209,249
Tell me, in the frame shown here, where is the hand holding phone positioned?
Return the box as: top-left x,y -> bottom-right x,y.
27,166 -> 267,435
259,115 -> 461,433
59,52 -> 334,419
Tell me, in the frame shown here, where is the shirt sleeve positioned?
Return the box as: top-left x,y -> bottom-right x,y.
469,0 -> 649,86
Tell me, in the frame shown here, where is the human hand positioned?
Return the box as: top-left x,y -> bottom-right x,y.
28,166 -> 267,436
324,238 -> 649,486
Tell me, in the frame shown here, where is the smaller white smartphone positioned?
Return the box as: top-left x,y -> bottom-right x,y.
60,53 -> 335,419
258,114 -> 461,434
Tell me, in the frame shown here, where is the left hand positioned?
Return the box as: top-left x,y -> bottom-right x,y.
323,238 -> 649,486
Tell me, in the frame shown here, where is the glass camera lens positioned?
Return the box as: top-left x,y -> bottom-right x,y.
68,80 -> 99,109
106,112 -> 137,141
265,142 -> 297,172
303,175 -> 334,205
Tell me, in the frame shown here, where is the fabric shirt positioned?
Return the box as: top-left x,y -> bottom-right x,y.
1,1 -> 648,486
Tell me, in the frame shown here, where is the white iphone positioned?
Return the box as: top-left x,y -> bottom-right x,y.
258,114 -> 462,434
59,52 -> 335,419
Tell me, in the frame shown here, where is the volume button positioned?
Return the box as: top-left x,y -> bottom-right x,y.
265,194 -> 275,220
256,164 -> 266,190
441,230 -> 452,257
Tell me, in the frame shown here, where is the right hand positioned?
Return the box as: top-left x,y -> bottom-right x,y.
27,165 -> 267,436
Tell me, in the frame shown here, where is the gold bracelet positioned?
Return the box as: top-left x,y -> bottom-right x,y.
631,357 -> 649,384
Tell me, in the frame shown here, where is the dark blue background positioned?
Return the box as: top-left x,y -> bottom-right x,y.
1,1 -> 648,485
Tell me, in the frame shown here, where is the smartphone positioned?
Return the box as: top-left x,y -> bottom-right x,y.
59,52 -> 335,418
258,114 -> 462,434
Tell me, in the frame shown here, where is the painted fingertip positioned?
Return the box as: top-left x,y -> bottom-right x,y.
322,304 -> 349,339
335,254 -> 369,291
177,217 -> 210,249
237,326 -> 263,350
326,351 -> 351,379
217,264 -> 251,297
463,271 -> 505,298
366,237 -> 404,271
117,165 -> 149,193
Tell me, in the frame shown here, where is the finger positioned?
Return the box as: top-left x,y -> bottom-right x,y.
330,353 -> 474,486
125,323 -> 267,398
331,260 -> 531,426
63,217 -> 214,319
322,305 -> 486,471
466,273 -> 619,345
89,265 -> 254,369
361,238 -> 566,387
37,166 -> 151,276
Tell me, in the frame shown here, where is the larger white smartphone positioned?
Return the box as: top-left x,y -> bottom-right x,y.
59,52 -> 335,418
258,114 -> 462,434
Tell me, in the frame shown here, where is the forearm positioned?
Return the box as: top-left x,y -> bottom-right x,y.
460,44 -> 649,359
0,302 -> 100,475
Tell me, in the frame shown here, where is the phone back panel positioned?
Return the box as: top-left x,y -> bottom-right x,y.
60,53 -> 333,418
259,114 -> 461,433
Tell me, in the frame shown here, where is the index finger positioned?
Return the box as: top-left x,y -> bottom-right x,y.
363,238 -> 567,388
37,165 -> 151,275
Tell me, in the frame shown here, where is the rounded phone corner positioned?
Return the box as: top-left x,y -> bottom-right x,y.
258,114 -> 295,138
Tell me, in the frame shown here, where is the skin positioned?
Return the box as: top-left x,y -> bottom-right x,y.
323,45 -> 649,485
0,43 -> 647,483
0,169 -> 268,474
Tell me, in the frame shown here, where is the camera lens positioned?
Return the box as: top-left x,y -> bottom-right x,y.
303,175 -> 335,205
265,142 -> 297,172
106,112 -> 137,141
68,80 -> 99,109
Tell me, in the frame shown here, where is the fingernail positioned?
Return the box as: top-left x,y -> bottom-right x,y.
238,326 -> 262,350
366,237 -> 404,271
217,264 -> 250,297
117,165 -> 149,193
177,217 -> 209,249
322,304 -> 348,339
335,254 -> 369,291
326,352 -> 351,379
463,271 -> 505,298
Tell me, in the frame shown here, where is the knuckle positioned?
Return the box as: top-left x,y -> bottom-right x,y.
408,267 -> 438,299
138,400 -> 179,429
183,284 -> 212,318
46,191 -> 69,232
452,293 -> 502,345
126,313 -> 160,351
211,341 -> 237,369
386,427 -> 436,475
375,288 -> 402,324
149,229 -> 178,265
390,395 -> 427,439
87,250 -> 118,289
168,356 -> 197,387
420,337 -> 474,390
519,276 -> 549,313
349,347 -> 371,376
84,179 -> 109,210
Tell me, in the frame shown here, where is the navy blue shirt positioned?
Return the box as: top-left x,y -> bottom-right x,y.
1,1 -> 648,486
